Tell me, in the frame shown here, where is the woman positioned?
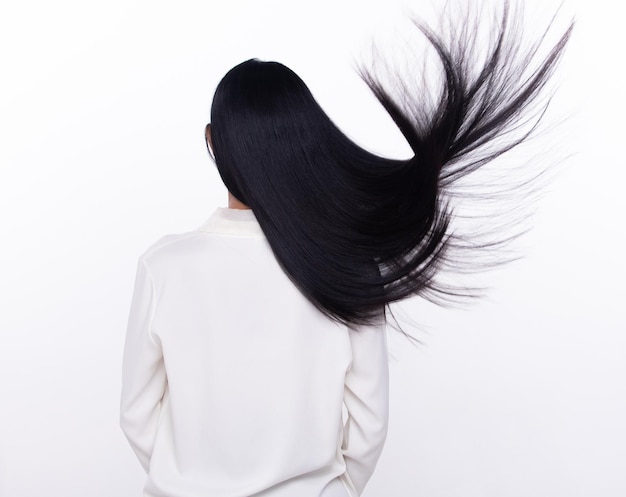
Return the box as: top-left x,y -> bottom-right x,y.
121,4 -> 572,496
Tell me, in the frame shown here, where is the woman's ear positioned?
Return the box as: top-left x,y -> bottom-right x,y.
205,123 -> 214,159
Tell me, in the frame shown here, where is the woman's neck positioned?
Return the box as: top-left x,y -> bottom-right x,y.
228,191 -> 251,210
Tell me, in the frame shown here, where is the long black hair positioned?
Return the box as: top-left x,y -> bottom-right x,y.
208,2 -> 573,327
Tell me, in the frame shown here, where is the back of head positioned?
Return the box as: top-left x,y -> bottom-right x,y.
210,59 -> 327,208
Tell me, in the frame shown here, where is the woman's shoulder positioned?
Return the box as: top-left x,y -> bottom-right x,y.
137,229 -> 209,270
142,230 -> 198,255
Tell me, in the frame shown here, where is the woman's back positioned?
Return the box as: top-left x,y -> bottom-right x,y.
121,207 -> 389,497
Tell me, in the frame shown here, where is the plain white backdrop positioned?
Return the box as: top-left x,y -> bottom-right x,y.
0,0 -> 624,496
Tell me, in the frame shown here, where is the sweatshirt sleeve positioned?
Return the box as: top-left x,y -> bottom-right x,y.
120,256 -> 166,473
341,316 -> 389,495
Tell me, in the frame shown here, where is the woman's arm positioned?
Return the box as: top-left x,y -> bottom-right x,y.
341,317 -> 389,495
120,256 -> 166,473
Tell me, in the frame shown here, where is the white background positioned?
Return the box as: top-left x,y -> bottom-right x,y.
0,0 -> 624,496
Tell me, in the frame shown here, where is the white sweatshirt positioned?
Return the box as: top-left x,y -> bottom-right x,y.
121,207 -> 389,497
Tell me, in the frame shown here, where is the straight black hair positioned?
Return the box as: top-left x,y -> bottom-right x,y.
209,2 -> 573,327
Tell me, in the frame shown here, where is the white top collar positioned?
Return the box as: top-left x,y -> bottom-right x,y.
197,207 -> 264,237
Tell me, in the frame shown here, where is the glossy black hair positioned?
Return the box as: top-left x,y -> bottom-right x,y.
209,3 -> 573,327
